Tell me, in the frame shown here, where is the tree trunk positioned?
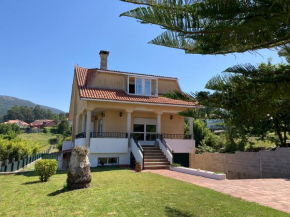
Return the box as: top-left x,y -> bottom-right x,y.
273,118 -> 285,147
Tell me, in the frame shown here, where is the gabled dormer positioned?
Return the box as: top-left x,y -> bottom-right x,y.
86,50 -> 181,96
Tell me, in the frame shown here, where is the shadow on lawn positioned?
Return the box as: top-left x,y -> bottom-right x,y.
47,187 -> 69,197
22,180 -> 42,185
165,207 -> 196,217
16,170 -> 68,177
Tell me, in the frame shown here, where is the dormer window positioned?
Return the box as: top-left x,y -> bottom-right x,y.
127,76 -> 158,96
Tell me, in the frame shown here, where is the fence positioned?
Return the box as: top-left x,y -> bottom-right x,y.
0,153 -> 43,172
42,153 -> 58,160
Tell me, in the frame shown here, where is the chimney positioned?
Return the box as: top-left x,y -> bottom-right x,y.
99,50 -> 109,70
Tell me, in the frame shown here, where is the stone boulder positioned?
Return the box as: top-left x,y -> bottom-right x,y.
67,146 -> 91,190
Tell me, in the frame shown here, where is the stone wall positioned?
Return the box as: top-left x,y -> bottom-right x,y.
191,148 -> 290,179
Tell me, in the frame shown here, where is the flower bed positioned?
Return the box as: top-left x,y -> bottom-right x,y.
170,167 -> 226,180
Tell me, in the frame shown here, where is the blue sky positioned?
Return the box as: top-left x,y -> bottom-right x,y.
0,0 -> 285,112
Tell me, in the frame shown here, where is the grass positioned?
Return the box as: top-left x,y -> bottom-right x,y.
0,168 -> 288,217
19,133 -> 60,152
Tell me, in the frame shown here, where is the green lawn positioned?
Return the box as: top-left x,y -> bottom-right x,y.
0,168 -> 288,217
19,133 -> 60,152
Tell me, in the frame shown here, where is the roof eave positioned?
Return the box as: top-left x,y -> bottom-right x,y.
80,97 -> 198,108
97,69 -> 178,80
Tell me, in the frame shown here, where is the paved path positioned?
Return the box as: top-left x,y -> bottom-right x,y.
146,170 -> 290,214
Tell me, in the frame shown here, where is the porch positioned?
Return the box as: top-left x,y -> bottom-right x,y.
73,107 -> 195,168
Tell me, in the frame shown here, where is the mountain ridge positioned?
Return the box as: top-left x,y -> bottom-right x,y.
0,95 -> 65,117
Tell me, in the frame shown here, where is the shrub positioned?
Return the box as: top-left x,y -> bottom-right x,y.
57,142 -> 63,151
64,136 -> 72,141
42,127 -> 50,133
171,163 -> 181,167
0,137 -> 40,161
35,159 -> 57,182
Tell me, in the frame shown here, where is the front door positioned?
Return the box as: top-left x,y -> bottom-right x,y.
133,123 -> 157,145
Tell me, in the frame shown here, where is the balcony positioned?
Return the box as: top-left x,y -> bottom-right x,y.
75,132 -> 195,154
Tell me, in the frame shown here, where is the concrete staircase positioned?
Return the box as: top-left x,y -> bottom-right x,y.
143,146 -> 170,170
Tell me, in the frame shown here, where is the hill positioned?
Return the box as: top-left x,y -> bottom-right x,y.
0,95 -> 65,116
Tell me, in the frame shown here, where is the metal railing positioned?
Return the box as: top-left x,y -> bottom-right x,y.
90,132 -> 128,138
161,134 -> 192,140
131,135 -> 144,170
157,134 -> 174,154
76,132 -> 86,139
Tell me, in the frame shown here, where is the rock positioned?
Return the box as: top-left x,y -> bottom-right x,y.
67,146 -> 91,190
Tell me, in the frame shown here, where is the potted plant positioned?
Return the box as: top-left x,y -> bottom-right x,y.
135,161 -> 142,172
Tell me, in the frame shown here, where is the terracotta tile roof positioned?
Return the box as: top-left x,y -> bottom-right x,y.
3,120 -> 29,126
30,119 -> 55,127
75,66 -> 198,107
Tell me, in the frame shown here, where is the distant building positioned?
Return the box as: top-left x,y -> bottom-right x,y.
30,119 -> 57,128
3,120 -> 29,128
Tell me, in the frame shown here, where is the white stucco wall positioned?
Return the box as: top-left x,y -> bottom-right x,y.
62,141 -> 73,151
89,152 -> 131,167
157,139 -> 173,164
89,138 -> 128,153
165,139 -> 195,153
131,138 -> 144,168
75,138 -> 85,147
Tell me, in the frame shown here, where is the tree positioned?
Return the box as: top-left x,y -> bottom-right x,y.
57,118 -> 71,136
33,105 -> 45,120
3,106 -> 24,121
120,0 -> 290,54
169,61 -> 290,147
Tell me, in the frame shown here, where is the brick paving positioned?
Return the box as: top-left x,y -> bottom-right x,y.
146,169 -> 290,214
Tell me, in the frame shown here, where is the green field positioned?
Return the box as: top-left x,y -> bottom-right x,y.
19,133 -> 60,152
0,167 -> 287,217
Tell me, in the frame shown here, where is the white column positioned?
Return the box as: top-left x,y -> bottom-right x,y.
189,117 -> 194,140
85,111 -> 92,147
75,114 -> 79,135
81,115 -> 86,132
157,114 -> 161,134
127,112 -> 132,139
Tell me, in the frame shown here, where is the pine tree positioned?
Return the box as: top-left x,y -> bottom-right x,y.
121,0 -> 290,54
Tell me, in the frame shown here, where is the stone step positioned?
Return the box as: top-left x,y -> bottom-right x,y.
144,152 -> 163,155
144,162 -> 170,166
142,148 -> 160,150
144,165 -> 170,170
144,158 -> 169,162
143,149 -> 163,152
144,155 -> 167,158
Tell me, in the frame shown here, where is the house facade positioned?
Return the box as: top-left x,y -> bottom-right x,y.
30,119 -> 57,128
69,51 -> 197,169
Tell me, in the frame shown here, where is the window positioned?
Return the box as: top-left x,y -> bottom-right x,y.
145,79 -> 151,95
133,124 -> 156,141
129,77 -> 135,94
127,77 -> 155,96
98,157 -> 119,166
136,78 -> 142,94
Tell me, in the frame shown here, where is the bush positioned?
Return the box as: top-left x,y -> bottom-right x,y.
0,137 -> 40,161
0,123 -> 20,135
64,136 -> 72,141
42,127 -> 51,133
171,163 -> 181,167
35,159 -> 57,182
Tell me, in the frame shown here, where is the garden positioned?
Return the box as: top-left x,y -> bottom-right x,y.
0,167 -> 288,217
